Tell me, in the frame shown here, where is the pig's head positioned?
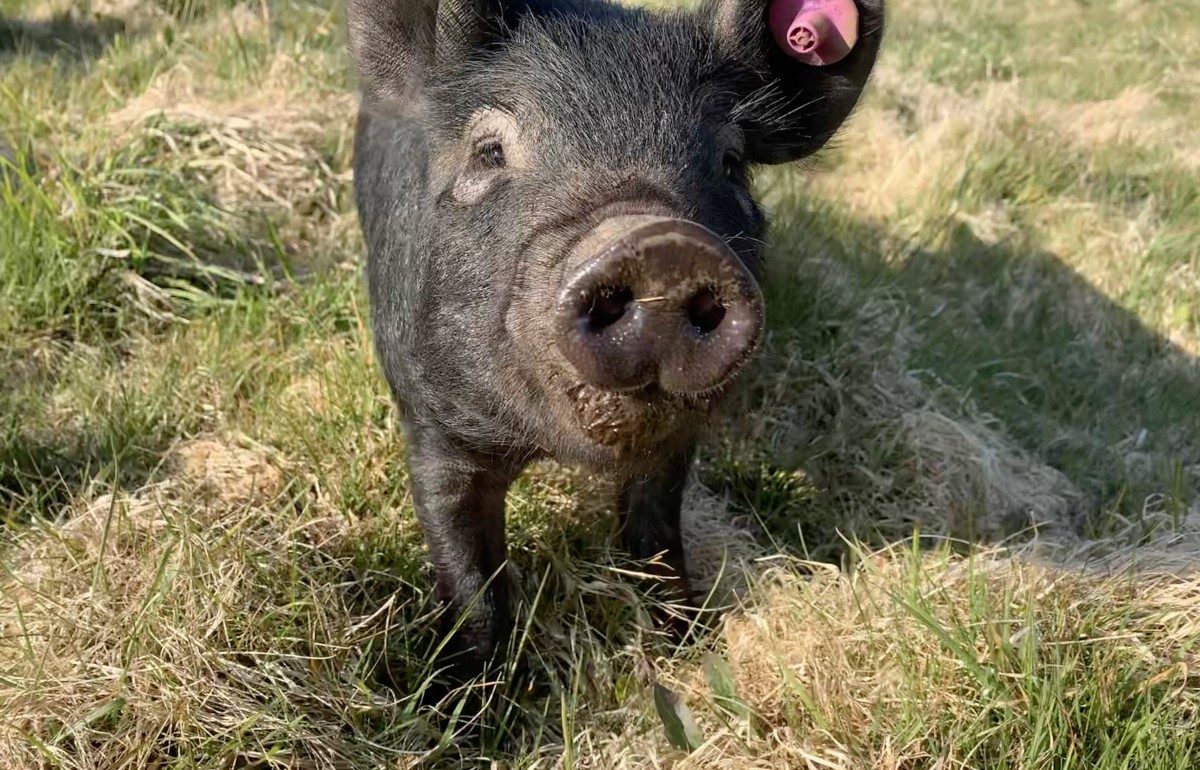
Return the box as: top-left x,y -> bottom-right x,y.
348,0 -> 883,472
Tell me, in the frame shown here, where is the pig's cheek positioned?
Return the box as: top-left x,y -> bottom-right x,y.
451,173 -> 497,205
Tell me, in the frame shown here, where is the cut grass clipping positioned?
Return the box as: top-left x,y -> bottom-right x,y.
2,0 -> 1199,767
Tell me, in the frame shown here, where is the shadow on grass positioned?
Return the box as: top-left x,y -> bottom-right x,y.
0,422 -> 170,530
705,190 -> 1200,560
898,227 -> 1198,502
0,341 -> 197,528
0,12 -> 129,63
0,0 -> 252,62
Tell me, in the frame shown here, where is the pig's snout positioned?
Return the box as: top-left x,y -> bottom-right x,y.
554,217 -> 764,394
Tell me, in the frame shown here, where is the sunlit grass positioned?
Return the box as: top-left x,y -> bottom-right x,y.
1,0 -> 1198,766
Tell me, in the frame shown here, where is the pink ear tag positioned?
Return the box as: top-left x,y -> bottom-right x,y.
767,0 -> 860,66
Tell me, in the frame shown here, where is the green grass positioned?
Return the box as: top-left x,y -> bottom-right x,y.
1,0 -> 1199,767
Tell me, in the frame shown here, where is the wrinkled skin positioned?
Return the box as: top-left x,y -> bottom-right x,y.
348,0 -> 884,678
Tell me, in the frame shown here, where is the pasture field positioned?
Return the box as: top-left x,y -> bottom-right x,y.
2,0 -> 1199,767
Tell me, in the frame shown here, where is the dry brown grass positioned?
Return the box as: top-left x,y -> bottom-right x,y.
0,430 -> 415,769
588,549 -> 1200,769
730,282 -> 1083,549
169,434 -> 287,505
5,433 -> 1192,769
1048,89 -> 1200,172
3,0 -> 1198,766
801,66 -> 1023,223
109,88 -> 357,261
804,64 -> 1199,356
0,434 -> 763,769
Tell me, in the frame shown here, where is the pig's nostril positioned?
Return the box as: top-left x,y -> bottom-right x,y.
585,286 -> 634,331
685,287 -> 726,334
556,218 -> 764,395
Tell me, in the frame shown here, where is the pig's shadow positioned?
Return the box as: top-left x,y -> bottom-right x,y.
701,195 -> 1200,562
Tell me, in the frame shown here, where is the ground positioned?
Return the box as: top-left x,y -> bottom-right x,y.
1,0 -> 1199,767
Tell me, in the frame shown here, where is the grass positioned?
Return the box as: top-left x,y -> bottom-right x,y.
1,0 -> 1198,767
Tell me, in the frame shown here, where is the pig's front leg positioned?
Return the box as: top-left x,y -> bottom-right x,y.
405,421 -> 518,679
618,450 -> 695,602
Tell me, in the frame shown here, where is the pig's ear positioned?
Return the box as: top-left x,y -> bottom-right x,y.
705,0 -> 884,165
347,0 -> 501,104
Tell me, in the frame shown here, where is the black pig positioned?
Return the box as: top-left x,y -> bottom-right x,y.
347,0 -> 883,677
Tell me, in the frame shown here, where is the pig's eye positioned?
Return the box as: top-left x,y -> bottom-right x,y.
472,140 -> 507,172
